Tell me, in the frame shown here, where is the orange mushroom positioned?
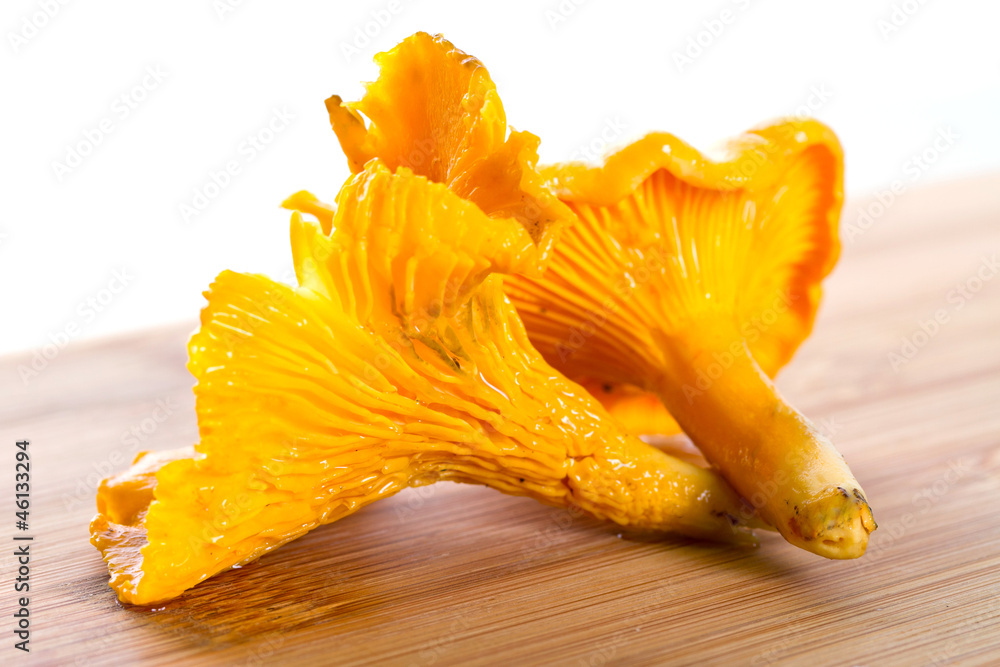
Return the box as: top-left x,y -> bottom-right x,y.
325,31 -> 569,264
90,35 -> 764,605
505,124 -> 876,558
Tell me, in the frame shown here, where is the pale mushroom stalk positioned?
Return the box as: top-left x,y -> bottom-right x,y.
652,321 -> 875,557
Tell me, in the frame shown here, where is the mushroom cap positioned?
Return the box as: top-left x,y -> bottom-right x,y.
292,161 -> 544,331
326,31 -> 574,269
507,120 -> 844,433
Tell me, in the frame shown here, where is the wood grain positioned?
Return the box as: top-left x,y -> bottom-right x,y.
3,174 -> 999,666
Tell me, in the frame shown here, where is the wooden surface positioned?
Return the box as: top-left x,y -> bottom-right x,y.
3,175 -> 1000,666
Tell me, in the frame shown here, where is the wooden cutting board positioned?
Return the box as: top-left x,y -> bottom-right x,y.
4,175 -> 999,666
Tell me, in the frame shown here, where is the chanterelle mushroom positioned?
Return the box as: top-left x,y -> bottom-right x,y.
91,34 -> 763,606
325,31 -> 569,262
505,124 -> 877,559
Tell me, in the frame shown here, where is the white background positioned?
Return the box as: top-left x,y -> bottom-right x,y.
2,0 -> 998,356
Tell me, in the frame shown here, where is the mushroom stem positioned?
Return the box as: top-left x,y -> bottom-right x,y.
651,321 -> 876,558
92,420 -> 760,605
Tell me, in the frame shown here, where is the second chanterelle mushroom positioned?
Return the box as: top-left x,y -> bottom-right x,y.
505,124 -> 877,558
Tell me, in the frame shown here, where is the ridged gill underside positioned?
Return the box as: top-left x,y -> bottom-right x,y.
90,163 -> 762,605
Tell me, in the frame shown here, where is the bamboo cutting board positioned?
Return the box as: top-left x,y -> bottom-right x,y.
3,175 -> 999,666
